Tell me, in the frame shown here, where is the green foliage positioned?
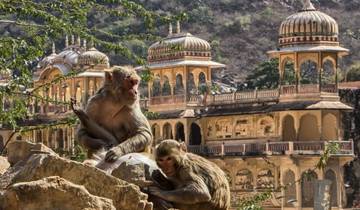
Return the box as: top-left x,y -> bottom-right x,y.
237,191 -> 271,210
143,110 -> 160,120
244,58 -> 279,90
346,62 -> 360,82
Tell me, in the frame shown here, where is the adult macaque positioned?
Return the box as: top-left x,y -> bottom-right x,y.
74,66 -> 152,163
149,140 -> 231,210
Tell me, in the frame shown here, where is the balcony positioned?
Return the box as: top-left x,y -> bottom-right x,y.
187,140 -> 354,157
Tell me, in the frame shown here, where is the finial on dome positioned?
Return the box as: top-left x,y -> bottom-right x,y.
168,23 -> 173,36
65,35 -> 69,48
176,21 -> 181,34
52,42 -> 56,54
303,0 -> 315,11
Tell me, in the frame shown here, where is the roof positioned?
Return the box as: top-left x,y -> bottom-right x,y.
136,59 -> 225,70
76,71 -> 105,78
268,45 -> 349,57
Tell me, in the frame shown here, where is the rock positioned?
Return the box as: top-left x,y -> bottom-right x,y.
11,154 -> 151,210
1,176 -> 116,210
0,156 -> 10,175
6,140 -> 57,166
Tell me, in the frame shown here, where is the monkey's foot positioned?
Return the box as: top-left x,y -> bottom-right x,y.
137,200 -> 153,210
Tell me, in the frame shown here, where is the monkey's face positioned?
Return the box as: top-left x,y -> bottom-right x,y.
156,155 -> 177,177
109,67 -> 140,104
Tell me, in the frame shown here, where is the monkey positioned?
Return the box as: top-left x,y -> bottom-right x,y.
75,66 -> 153,163
148,139 -> 231,210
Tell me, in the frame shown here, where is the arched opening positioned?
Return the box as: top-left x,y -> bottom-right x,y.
36,130 -> 42,143
322,59 -> 336,85
0,135 -> 4,151
198,72 -> 206,85
174,74 -> 184,95
258,117 -> 275,137
322,113 -> 338,141
282,115 -> 296,141
152,76 -> 161,97
301,171 -> 318,207
175,122 -> 185,142
152,124 -> 161,143
325,169 -> 338,207
189,123 -> 202,145
282,59 -> 296,85
162,76 -> 171,96
56,129 -> 64,150
298,114 -> 320,141
235,169 -> 253,190
89,80 -> 95,96
187,73 -> 196,94
163,123 -> 173,139
48,129 -> 54,148
257,169 -> 275,189
300,60 -> 318,84
283,170 -> 296,207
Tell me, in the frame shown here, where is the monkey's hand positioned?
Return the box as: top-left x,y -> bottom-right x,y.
104,146 -> 123,162
148,186 -> 164,198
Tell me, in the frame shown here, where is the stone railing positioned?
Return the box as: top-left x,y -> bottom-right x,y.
187,140 -> 354,157
281,84 -> 337,95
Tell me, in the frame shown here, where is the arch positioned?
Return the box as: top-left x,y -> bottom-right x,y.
75,81 -> 82,105
322,113 -> 338,141
89,80 -> 95,96
0,135 -> 3,152
189,123 -> 202,145
162,76 -> 171,96
187,73 -> 196,94
174,74 -> 184,95
56,129 -> 64,150
198,72 -> 206,85
298,114 -> 320,141
151,75 -> 161,97
48,129 -> 54,148
300,60 -> 318,84
282,115 -> 296,141
322,59 -> 336,85
152,124 -> 161,143
301,171 -> 318,207
282,59 -> 296,85
223,169 -> 233,186
163,123 -> 173,139
283,170 -> 296,207
257,169 -> 275,189
258,116 -> 275,137
325,169 -> 338,207
175,122 -> 185,142
235,169 -> 253,190
36,130 -> 42,143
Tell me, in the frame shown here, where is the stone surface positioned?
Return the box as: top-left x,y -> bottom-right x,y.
6,140 -> 57,166
1,176 -> 116,210
11,154 -> 150,210
0,156 -> 10,175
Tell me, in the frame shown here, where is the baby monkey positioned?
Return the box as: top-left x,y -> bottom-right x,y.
150,140 -> 231,210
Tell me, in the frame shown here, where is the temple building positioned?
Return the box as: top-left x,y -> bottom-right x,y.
0,0 -> 356,209
142,1 -> 354,209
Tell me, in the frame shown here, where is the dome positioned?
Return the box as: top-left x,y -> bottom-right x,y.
78,47 -> 110,68
148,32 -> 211,63
279,0 -> 339,47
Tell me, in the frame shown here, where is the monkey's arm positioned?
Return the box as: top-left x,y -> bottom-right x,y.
149,172 -> 211,204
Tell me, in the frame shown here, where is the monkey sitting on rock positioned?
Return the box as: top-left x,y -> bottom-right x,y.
73,66 -> 152,167
149,140 -> 231,210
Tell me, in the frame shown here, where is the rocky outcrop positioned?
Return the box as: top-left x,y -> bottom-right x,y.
2,176 -> 116,210
11,153 -> 150,210
0,156 -> 9,175
6,140 -> 57,166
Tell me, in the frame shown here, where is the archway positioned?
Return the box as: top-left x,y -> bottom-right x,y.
189,123 -> 201,145
283,170 -> 296,207
298,114 -> 320,141
301,171 -> 318,207
151,124 -> 161,143
325,169 -> 338,207
322,59 -> 336,85
174,74 -> 184,95
152,76 -> 161,97
300,60 -> 318,84
187,73 -> 196,94
175,122 -> 185,142
163,123 -> 173,139
282,115 -> 296,141
36,130 -> 42,143
56,129 -> 64,150
162,76 -> 171,96
235,169 -> 253,190
322,113 -> 337,141
282,59 -> 296,85
198,72 -> 206,85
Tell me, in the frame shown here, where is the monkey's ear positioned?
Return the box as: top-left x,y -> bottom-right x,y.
104,72 -> 112,84
179,142 -> 187,152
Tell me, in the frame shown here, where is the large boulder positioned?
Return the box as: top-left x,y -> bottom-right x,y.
1,176 -> 116,210
11,154 -> 151,210
0,156 -> 10,175
6,140 -> 57,166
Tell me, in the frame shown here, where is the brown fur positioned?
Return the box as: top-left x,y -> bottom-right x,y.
150,140 -> 231,210
75,66 -> 152,161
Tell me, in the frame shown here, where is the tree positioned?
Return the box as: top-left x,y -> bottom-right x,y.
346,62 -> 360,82
244,58 -> 279,90
0,0 -> 175,152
